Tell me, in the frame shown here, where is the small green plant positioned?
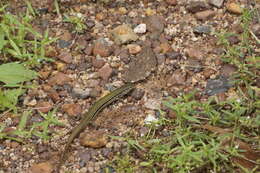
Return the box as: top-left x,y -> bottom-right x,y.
216,9 -> 259,86
63,13 -> 87,33
112,90 -> 259,172
0,109 -> 64,142
0,5 -> 55,66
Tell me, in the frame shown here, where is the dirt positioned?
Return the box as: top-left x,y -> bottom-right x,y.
0,0 -> 259,173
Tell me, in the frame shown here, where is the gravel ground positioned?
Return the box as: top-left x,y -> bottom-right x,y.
0,0 -> 259,173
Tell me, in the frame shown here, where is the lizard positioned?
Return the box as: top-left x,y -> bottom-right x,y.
56,82 -> 135,172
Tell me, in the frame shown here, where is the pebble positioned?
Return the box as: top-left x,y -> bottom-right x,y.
144,99 -> 161,110
205,77 -> 233,96
168,69 -> 187,86
166,51 -> 182,59
146,15 -> 165,39
57,51 -> 73,64
203,68 -> 215,79
131,88 -> 145,100
118,7 -> 127,15
57,39 -> 71,49
209,0 -> 224,8
156,53 -> 166,65
35,101 -> 53,113
160,42 -> 171,54
92,56 -> 106,68
186,59 -> 203,72
62,103 -> 82,117
186,1 -> 209,13
80,130 -> 108,148
193,25 -> 212,34
71,87 -> 91,99
195,10 -> 216,21
93,39 -> 112,57
220,64 -> 237,78
79,150 -> 92,163
118,49 -> 130,64
144,114 -> 159,124
48,72 -> 71,86
111,24 -> 138,45
226,3 -> 243,15
165,0 -> 177,6
98,64 -> 113,81
133,24 -> 147,34
186,48 -> 204,60
85,19 -> 95,28
127,44 -> 141,54
227,35 -> 240,45
145,8 -> 156,16
29,162 -> 53,173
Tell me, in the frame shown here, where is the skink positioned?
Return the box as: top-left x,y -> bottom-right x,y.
57,83 -> 135,171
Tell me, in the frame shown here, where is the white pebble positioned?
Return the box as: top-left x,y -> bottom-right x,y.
134,24 -> 147,34
144,114 -> 158,124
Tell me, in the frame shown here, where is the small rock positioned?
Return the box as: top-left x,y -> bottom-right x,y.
139,127 -> 150,136
118,7 -> 127,15
127,44 -> 142,54
160,42 -> 171,54
205,76 -> 233,96
57,51 -> 73,64
209,0 -> 224,8
144,114 -> 158,124
80,130 -> 108,148
145,8 -> 156,16
24,97 -> 37,106
186,48 -> 204,60
123,46 -> 157,82
48,72 -> 71,86
186,59 -> 202,72
55,61 -> 66,71
111,24 -> 138,45
220,64 -> 237,78
156,53 -> 166,65
118,49 -> 130,64
227,35 -> 240,45
203,68 -> 215,79
251,24 -> 260,38
89,88 -> 100,98
85,20 -> 95,28
146,15 -> 165,39
226,3 -> 243,15
57,40 -> 71,49
79,151 -> 91,163
84,45 -> 93,56
134,24 -> 147,34
195,10 -> 216,21
36,101 -> 53,113
131,88 -> 145,100
193,25 -> 212,34
85,79 -> 100,87
168,69 -> 187,86
98,64 -> 113,81
186,1 -> 209,13
39,71 -> 50,79
166,51 -> 182,59
93,39 -> 112,57
29,162 -> 53,173
71,88 -> 91,99
92,57 -> 105,68
62,103 -> 82,117
96,12 -> 106,21
166,0 -> 177,6
144,99 -> 161,110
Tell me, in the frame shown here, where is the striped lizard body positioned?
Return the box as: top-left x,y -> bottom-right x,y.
57,83 -> 135,171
